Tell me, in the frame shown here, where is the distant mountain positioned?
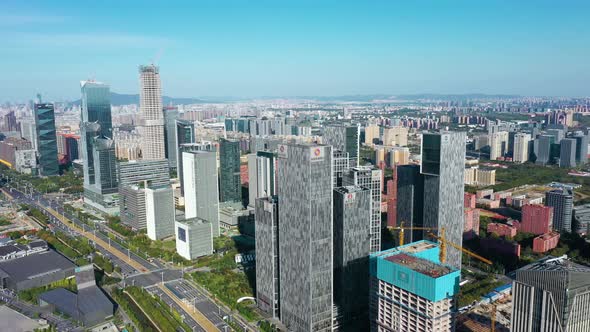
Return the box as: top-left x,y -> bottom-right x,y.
72,92 -> 207,106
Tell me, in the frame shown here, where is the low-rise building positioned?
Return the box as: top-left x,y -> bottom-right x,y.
532,232 -> 560,253
521,204 -> 553,235
487,223 -> 517,238
175,217 -> 213,260
0,250 -> 76,291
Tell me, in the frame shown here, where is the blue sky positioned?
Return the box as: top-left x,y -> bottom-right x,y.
1,0 -> 589,102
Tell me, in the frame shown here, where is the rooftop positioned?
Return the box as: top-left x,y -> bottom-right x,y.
0,250 -> 75,282
519,255 -> 590,273
386,253 -> 452,278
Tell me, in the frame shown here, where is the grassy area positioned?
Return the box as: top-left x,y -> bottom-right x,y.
112,288 -> 158,332
19,278 -> 76,303
488,163 -> 570,192
124,286 -> 192,332
0,217 -> 11,226
190,235 -> 260,322
0,166 -> 82,194
457,270 -> 503,307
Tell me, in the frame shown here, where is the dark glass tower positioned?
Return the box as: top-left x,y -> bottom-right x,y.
33,103 -> 59,176
219,138 -> 241,203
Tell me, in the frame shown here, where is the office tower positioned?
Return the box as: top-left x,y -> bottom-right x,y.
145,186 -> 175,240
57,134 -> 80,162
489,131 -> 509,160
20,119 -> 37,151
332,150 -> 350,187
323,125 -> 359,166
343,166 -> 382,253
175,120 -> 195,167
396,165 -> 425,244
33,103 -> 59,176
92,137 -> 118,193
369,241 -> 460,332
513,133 -> 531,163
382,126 -> 408,147
547,128 -> 564,144
139,65 -> 166,160
520,205 -> 553,235
421,132 -> 466,270
255,196 -> 280,318
386,170 -> 397,228
247,154 -> 258,207
183,151 -> 220,237
546,189 -> 574,233
80,81 -> 119,213
511,256 -> 590,332
559,138 -> 577,168
277,143 -> 333,332
219,138 -> 242,203
535,135 -> 553,165
175,217 -> 213,260
364,124 -> 380,146
118,160 -> 170,229
333,186 -> 371,329
178,141 -> 214,195
571,131 -> 589,165
163,107 -> 180,168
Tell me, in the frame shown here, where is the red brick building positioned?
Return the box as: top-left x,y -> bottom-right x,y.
533,232 -> 560,253
464,192 -> 476,209
521,204 -> 553,235
487,222 -> 517,238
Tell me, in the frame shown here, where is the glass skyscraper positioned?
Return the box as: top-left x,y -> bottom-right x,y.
219,138 -> 242,203
33,103 -> 59,176
80,81 -> 118,213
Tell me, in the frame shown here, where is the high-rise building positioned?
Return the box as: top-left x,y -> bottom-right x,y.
421,131 -> 466,270
145,186 -> 175,240
489,131 -> 509,160
388,146 -> 410,166
80,81 -> 118,213
20,119 -> 37,151
333,186 -> 371,329
332,150 -> 351,187
247,154 -> 258,208
178,141 -> 214,195
163,107 -> 180,168
546,189 -> 574,233
323,125 -> 360,166
382,126 -> 408,147
277,143 -> 333,331
520,204 -> 553,235
364,124 -> 380,146
255,196 -> 280,318
559,138 -> 577,168
33,103 -> 59,176
535,135 -> 553,165
119,184 -> 147,230
247,150 -> 276,208
513,133 -> 531,163
571,131 -> 589,165
396,165 -> 425,244
175,120 -> 195,166
183,151 -> 220,237
511,256 -> 590,332
175,217 -> 213,260
369,241 -> 460,332
547,128 -> 564,144
139,65 -> 166,160
219,138 -> 242,203
343,166 -> 382,253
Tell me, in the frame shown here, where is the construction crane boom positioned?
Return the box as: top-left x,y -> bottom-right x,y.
428,231 -> 493,265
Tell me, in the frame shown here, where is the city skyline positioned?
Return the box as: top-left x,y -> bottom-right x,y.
2,1 -> 590,101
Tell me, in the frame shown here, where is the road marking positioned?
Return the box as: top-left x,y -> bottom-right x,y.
45,207 -> 149,273
158,284 -> 219,332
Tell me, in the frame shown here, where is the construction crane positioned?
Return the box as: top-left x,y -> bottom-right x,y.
390,222 -> 493,266
490,303 -> 497,332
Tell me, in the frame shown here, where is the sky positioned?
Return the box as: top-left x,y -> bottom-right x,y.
1,0 -> 589,102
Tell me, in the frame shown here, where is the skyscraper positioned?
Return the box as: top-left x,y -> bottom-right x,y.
421,131 -> 466,270
277,143 -> 333,332
183,151 -> 220,237
145,186 -> 175,240
571,131 -> 589,165
255,196 -> 280,318
343,166 -> 382,253
396,164 -> 425,244
163,106 -> 180,168
33,103 -> 59,176
139,65 -> 166,160
535,135 -> 553,165
489,131 -> 508,160
333,186 -> 371,329
219,138 -> 241,203
323,125 -> 360,166
511,256 -> 590,332
559,138 -> 577,168
546,189 -> 574,233
513,133 -> 531,163
80,81 -> 118,213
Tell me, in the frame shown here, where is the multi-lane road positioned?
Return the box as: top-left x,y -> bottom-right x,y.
2,185 -> 255,332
